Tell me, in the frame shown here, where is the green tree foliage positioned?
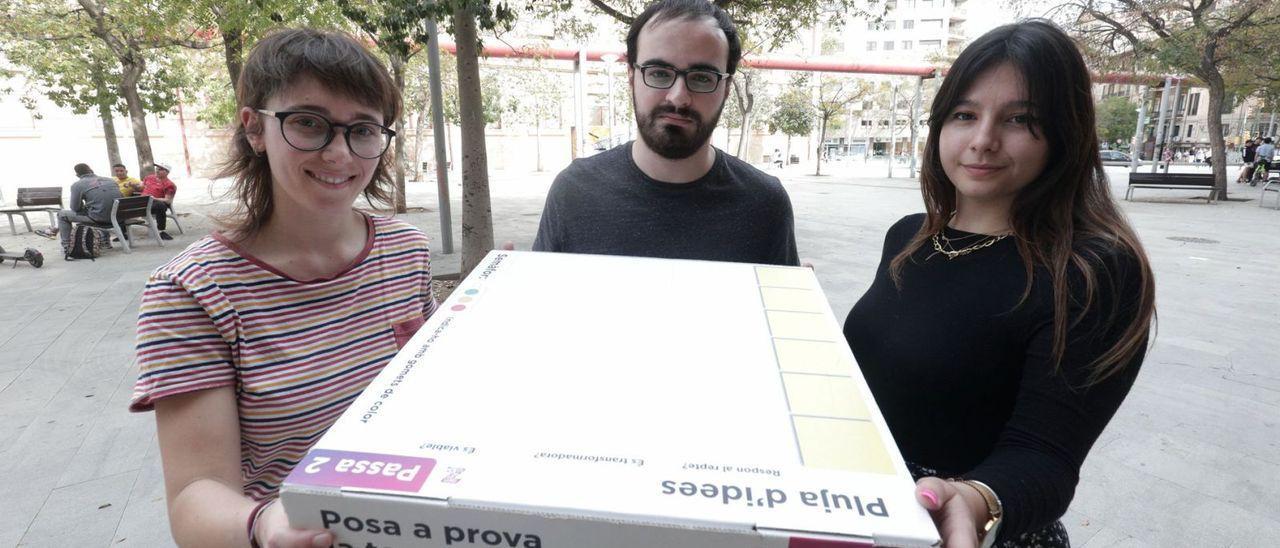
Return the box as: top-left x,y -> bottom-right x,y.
768,80 -> 814,165
1,0 -> 210,171
1096,95 -> 1138,146
769,85 -> 814,138
811,75 -> 869,175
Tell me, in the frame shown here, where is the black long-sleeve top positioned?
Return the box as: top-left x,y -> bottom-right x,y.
843,214 -> 1148,542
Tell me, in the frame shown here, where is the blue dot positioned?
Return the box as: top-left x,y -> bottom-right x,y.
464,289 -> 479,295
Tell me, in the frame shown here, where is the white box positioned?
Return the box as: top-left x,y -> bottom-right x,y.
282,251 -> 939,548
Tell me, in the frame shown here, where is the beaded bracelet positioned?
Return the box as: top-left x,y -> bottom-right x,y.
246,499 -> 275,548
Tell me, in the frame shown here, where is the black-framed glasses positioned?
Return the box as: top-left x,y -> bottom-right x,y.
257,109 -> 396,159
633,64 -> 729,94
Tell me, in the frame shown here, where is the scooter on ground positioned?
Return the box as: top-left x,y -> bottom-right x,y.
0,244 -> 44,268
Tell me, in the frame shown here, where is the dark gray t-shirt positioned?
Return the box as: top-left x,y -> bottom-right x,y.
70,174 -> 123,222
532,143 -> 800,266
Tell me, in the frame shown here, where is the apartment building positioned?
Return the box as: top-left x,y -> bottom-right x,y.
820,0 -> 971,158
1097,82 -> 1276,161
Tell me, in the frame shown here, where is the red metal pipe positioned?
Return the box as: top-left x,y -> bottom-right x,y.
440,42 -> 1171,84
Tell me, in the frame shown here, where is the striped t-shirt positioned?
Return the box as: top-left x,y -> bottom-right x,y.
130,214 -> 438,500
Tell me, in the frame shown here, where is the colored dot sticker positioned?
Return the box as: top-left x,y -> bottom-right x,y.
464,289 -> 479,295
451,305 -> 466,311
459,297 -> 473,303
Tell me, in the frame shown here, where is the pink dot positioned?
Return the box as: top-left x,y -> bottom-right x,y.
451,304 -> 466,311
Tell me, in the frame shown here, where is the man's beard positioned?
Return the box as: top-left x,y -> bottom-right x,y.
635,100 -> 724,160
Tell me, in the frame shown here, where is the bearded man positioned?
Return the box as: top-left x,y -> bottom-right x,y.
531,0 -> 798,266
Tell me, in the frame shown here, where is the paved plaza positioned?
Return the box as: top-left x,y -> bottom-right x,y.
0,161 -> 1277,547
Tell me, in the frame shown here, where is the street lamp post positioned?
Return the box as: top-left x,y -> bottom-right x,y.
601,53 -> 619,148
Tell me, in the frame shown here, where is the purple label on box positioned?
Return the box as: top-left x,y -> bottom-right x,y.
287,449 -> 436,492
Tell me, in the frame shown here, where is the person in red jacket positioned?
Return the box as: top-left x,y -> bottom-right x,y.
141,163 -> 178,240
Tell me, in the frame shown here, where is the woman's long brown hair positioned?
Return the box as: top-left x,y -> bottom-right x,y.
216,28 -> 402,238
889,20 -> 1156,384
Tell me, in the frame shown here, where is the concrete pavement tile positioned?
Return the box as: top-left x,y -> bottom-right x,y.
16,470 -> 136,547
1077,526 -> 1152,548
1072,454 -> 1280,546
112,444 -> 174,547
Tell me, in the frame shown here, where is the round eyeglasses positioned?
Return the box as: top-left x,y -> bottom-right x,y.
633,64 -> 729,94
257,109 -> 395,159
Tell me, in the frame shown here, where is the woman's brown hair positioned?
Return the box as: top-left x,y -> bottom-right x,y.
217,28 -> 402,237
890,19 -> 1156,384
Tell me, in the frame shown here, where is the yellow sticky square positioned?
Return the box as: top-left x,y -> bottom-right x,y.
766,311 -> 834,340
774,340 -> 852,375
755,266 -> 813,289
783,374 -> 870,420
760,287 -> 826,313
793,416 -> 895,474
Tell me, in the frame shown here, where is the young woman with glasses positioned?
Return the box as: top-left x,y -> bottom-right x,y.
129,29 -> 438,548
843,20 -> 1156,548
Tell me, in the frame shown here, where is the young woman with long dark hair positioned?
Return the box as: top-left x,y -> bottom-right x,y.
844,20 -> 1156,548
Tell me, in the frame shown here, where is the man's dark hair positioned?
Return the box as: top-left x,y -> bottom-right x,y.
625,0 -> 741,74
1266,137 -> 1274,144
112,163 -> 126,169
74,163 -> 93,176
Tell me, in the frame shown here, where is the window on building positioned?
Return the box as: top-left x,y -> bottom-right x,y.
903,19 -> 915,30
920,0 -> 936,8
920,39 -> 942,49
867,41 -> 877,51
1222,124 -> 1231,136
879,119 -> 890,126
885,21 -> 897,30
1186,125 -> 1194,138
1188,93 -> 1200,116
921,18 -> 944,29
1172,124 -> 1180,137
884,41 -> 895,51
861,120 -> 873,127
902,41 -> 913,50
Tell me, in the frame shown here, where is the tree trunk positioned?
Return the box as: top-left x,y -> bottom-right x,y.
734,75 -> 754,158
221,27 -> 244,92
91,60 -> 121,166
454,6 -> 494,277
119,58 -> 154,174
535,117 -> 543,172
414,108 -> 429,181
1199,52 -> 1228,201
815,115 -> 827,176
390,53 -> 408,213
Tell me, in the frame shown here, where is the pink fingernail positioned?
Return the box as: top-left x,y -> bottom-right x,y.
921,489 -> 939,507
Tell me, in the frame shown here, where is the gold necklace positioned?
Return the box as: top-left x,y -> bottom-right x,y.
930,231 -> 1008,260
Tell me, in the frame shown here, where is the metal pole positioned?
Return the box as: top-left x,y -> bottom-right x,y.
1269,111 -> 1276,137
426,20 -> 453,254
1151,77 -> 1172,173
1130,85 -> 1147,173
574,50 -> 587,158
909,76 -> 923,177
888,82 -> 898,178
176,88 -> 193,177
606,62 -> 615,146
1163,78 -> 1180,173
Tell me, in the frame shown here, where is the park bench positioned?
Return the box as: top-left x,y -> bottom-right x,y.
74,196 -> 164,254
0,186 -> 62,235
1263,176 -> 1280,210
1125,173 -> 1218,203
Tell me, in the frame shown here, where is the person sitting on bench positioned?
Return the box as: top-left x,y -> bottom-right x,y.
36,164 -> 122,249
141,163 -> 178,240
